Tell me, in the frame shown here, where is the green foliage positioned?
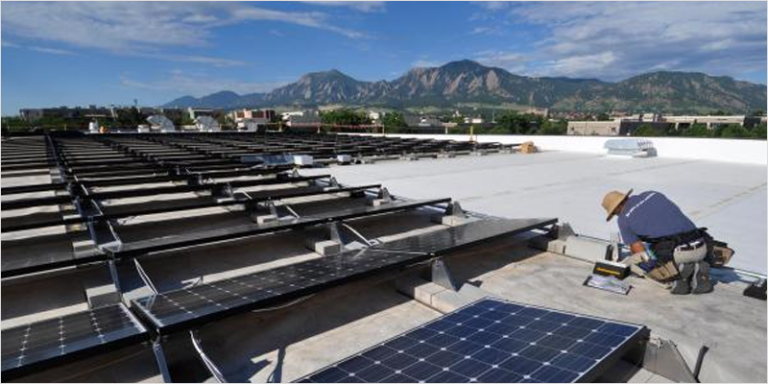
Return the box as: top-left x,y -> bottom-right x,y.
718,124 -> 750,138
495,112 -> 541,134
751,110 -> 764,117
680,123 -> 712,137
381,111 -> 407,133
115,107 -> 145,127
180,114 -> 195,126
320,109 -> 371,126
633,124 -> 666,137
751,123 -> 767,140
2,117 -> 32,132
537,120 -> 567,135
596,113 -> 611,121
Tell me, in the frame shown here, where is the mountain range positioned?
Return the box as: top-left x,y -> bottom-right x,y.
163,60 -> 767,114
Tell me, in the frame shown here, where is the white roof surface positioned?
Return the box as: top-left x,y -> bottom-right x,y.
306,150 -> 767,274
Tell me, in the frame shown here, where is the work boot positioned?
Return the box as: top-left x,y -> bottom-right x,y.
691,261 -> 714,294
671,263 -> 694,295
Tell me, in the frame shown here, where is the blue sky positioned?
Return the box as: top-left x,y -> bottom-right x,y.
2,1 -> 766,115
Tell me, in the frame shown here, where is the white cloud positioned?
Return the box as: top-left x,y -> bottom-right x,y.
470,26 -> 504,36
120,70 -> 288,96
1,2 -> 368,65
412,59 -> 442,68
544,52 -> 617,77
27,46 -> 76,56
134,52 -> 246,67
2,40 -> 76,56
302,1 -> 386,13
472,2 -> 767,80
474,1 -> 511,11
474,50 -> 528,72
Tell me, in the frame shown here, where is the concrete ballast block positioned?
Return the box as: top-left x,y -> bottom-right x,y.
564,236 -> 612,262
431,214 -> 469,227
312,240 -> 342,256
293,155 -> 314,166
255,214 -> 278,224
86,284 -> 121,308
367,198 -> 391,207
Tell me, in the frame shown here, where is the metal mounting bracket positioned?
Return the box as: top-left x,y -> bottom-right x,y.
152,340 -> 173,383
444,201 -> 467,217
431,258 -> 459,292
641,338 -> 699,383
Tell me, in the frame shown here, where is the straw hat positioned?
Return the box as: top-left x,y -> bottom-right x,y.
602,189 -> 632,221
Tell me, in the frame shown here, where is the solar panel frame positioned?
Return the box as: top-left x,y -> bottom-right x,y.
130,218 -> 556,335
1,304 -> 150,381
107,197 -> 451,259
297,298 -> 648,383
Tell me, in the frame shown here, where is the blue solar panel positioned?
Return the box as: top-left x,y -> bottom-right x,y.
297,298 -> 647,383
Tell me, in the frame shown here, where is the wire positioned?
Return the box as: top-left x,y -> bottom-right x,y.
250,294 -> 316,313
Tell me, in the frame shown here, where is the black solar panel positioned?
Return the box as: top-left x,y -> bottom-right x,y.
1,304 -> 149,380
131,218 -> 556,334
297,298 -> 647,383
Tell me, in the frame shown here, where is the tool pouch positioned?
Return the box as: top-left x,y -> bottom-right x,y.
646,261 -> 680,283
650,240 -> 676,264
699,228 -> 735,268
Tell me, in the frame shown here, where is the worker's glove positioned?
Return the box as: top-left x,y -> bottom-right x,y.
623,251 -> 650,265
623,251 -> 652,276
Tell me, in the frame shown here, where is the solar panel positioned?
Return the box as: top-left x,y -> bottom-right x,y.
297,298 -> 647,383
1,304 -> 149,380
107,197 -> 451,259
131,218 -> 556,334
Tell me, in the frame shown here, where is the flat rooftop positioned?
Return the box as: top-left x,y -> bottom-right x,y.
304,150 -> 767,274
2,133 -> 765,383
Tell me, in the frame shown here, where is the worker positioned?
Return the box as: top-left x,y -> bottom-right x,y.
602,189 -> 713,295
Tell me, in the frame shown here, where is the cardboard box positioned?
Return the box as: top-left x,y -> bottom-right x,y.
519,141 -> 537,154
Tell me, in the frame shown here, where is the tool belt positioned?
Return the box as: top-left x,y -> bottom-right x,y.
639,228 -> 707,264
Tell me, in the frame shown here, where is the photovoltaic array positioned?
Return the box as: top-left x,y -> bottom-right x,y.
1,304 -> 148,380
298,298 -> 646,383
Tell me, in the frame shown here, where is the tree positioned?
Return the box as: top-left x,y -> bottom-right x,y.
680,123 -> 711,138
633,124 -> 665,137
537,120 -> 567,135
718,124 -> 750,138
381,111 -> 407,133
751,123 -> 767,140
320,109 -> 371,126
180,114 -> 195,127
495,112 -> 541,134
115,107 -> 144,128
751,110 -> 764,117
596,112 -> 611,121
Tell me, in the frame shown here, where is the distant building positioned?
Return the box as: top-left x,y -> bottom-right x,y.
285,113 -> 321,127
523,107 -> 549,118
568,120 -> 624,136
231,109 -> 276,122
281,110 -> 307,120
19,109 -> 43,121
187,107 -> 216,120
567,117 -> 669,136
368,111 -> 382,122
404,115 -> 441,127
663,115 -> 760,130
464,116 -> 484,124
19,106 -> 114,121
